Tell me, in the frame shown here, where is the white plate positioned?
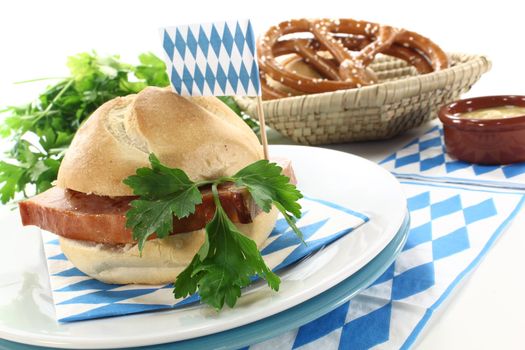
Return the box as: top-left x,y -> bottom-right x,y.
0,145 -> 406,349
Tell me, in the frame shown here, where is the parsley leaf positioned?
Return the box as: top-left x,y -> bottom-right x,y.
233,160 -> 304,240
0,161 -> 25,203
124,155 -> 303,310
174,184 -> 280,310
125,197 -> 181,251
123,154 -> 202,250
123,154 -> 201,205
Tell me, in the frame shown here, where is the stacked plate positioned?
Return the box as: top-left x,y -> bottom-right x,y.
0,146 -> 409,350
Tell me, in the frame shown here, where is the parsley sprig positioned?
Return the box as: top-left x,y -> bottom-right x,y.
0,52 -> 170,204
124,154 -> 303,310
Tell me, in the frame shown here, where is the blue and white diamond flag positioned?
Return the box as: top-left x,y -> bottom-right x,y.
160,20 -> 261,96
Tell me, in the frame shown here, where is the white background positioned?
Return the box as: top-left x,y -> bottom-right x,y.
1,0 -> 524,349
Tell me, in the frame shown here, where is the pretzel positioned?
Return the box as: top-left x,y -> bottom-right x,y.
258,19 -> 449,100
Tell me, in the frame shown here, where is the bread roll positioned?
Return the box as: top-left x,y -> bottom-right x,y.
57,87 -> 263,196
52,87 -> 275,284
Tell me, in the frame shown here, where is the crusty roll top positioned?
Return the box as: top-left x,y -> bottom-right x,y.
57,87 -> 263,196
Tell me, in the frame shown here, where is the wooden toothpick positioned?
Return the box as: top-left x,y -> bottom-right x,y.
256,95 -> 269,160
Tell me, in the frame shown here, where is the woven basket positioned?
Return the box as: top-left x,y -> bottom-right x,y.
235,53 -> 491,145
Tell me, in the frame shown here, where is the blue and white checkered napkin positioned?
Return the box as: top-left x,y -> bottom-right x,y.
249,182 -> 525,350
380,125 -> 525,189
42,197 -> 368,322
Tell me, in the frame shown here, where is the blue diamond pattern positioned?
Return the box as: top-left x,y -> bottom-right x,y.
379,152 -> 396,165
392,262 -> 435,300
261,218 -> 328,256
403,222 -> 432,251
395,153 -> 420,168
420,154 -> 445,171
49,253 -> 67,260
60,303 -> 171,323
463,198 -> 497,224
56,279 -> 118,292
185,28 -> 198,58
216,64 -> 228,92
282,181 -> 521,349
174,293 -> 200,308
245,21 -> 256,55
293,302 -> 350,348
273,226 -> 355,271
238,62 -> 250,93
432,227 -> 470,260
269,212 -> 310,238
445,160 -> 471,173
379,125 -> 525,189
221,24 -> 234,55
472,164 -> 500,176
192,65 -> 205,93
209,25 -> 222,57
52,267 -> 86,277
419,137 -> 442,152
227,62 -> 239,91
204,64 -> 216,92
407,191 -> 430,211
431,195 -> 462,219
170,66 -> 183,93
250,61 -> 260,93
181,66 -> 194,94
58,288 -> 159,305
174,29 -> 186,58
162,30 -> 175,61
234,22 -> 245,54
502,163 -> 525,178
270,217 -> 292,237
197,27 -> 209,56
161,21 -> 261,96
338,303 -> 392,350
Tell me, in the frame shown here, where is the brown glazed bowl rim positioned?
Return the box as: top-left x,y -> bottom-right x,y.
438,95 -> 525,132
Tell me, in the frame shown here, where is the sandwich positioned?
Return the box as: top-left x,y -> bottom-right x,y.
19,87 -> 302,309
